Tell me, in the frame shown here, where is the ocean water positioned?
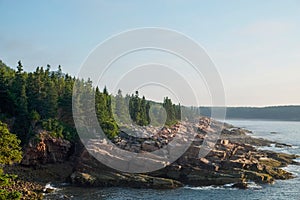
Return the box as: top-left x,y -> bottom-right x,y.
45,120 -> 300,200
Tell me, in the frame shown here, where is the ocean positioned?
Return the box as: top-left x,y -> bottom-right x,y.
45,120 -> 300,200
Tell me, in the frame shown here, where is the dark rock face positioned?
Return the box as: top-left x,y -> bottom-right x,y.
70,148 -> 182,189
232,181 -> 248,189
70,117 -> 299,189
21,131 -> 72,166
69,171 -> 182,189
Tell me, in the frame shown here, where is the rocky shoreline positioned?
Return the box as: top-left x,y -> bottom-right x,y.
70,117 -> 299,189
2,117 -> 299,198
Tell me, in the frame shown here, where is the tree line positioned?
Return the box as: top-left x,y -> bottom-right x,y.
0,60 -> 183,142
0,60 -> 77,143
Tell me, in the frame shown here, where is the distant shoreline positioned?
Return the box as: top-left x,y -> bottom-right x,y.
199,105 -> 300,122
224,118 -> 300,122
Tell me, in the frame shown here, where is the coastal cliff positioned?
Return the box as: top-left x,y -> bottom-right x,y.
21,130 -> 72,166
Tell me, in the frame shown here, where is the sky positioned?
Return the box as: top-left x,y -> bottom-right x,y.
0,0 -> 300,106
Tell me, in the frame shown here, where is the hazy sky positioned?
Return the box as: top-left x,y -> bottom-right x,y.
1,0 -> 300,106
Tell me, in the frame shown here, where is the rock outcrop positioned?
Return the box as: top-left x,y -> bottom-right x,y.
21,131 -> 72,166
70,148 -> 182,189
69,117 -> 299,189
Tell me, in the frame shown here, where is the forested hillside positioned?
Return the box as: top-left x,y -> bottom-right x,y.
0,60 -> 183,144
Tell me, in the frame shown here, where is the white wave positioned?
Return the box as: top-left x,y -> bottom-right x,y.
247,182 -> 262,190
282,165 -> 300,175
270,143 -> 276,148
43,183 -> 61,193
184,182 -> 262,191
59,182 -> 71,186
184,185 -> 237,191
223,183 -> 234,187
294,157 -> 300,162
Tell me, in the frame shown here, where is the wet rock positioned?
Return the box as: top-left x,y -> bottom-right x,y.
70,170 -> 183,189
242,170 -> 274,184
142,141 -> 159,152
275,142 -> 292,148
232,181 -> 248,189
70,172 -> 96,186
220,139 -> 229,145
258,157 -> 282,168
44,187 -> 56,193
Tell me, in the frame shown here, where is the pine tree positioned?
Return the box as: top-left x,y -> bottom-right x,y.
146,101 -> 151,124
114,89 -> 130,124
58,74 -> 74,126
0,61 -> 15,115
139,96 -> 148,126
163,97 -> 177,125
95,87 -> 118,139
13,61 -> 28,115
11,61 -> 29,142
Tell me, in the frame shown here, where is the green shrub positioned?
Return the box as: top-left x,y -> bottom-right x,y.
0,189 -> 22,200
101,120 -> 119,139
0,121 -> 23,200
41,118 -> 77,141
0,174 -> 21,200
0,121 -> 22,165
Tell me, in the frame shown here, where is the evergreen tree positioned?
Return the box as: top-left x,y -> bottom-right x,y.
95,86 -> 119,139
26,67 -> 45,118
57,74 -> 74,126
139,96 -> 148,126
163,97 -> 175,125
13,61 -> 28,115
44,78 -> 58,118
146,101 -> 151,124
0,61 -> 15,115
114,89 -> 130,124
11,61 -> 29,142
